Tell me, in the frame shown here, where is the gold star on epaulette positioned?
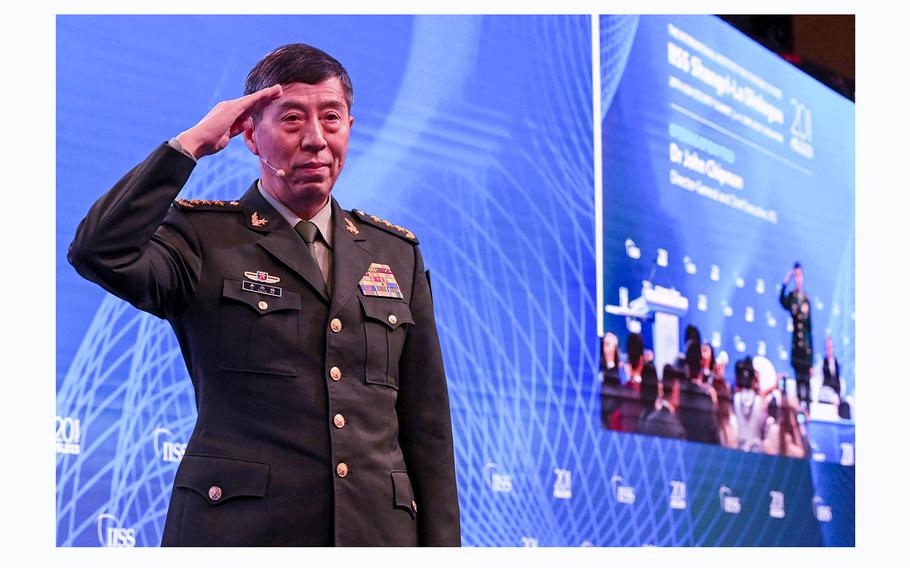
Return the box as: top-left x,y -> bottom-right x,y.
352,209 -> 419,243
174,198 -> 243,211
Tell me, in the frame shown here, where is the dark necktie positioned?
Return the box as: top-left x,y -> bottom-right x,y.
294,220 -> 328,295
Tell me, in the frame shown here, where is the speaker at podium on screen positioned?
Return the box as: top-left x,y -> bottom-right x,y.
606,281 -> 689,375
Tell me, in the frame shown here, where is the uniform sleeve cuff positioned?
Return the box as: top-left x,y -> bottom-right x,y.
168,136 -> 198,162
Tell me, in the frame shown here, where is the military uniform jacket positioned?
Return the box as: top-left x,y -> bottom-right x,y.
779,286 -> 813,371
68,143 -> 461,546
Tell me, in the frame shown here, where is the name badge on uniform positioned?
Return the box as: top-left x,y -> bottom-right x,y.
242,280 -> 282,297
359,263 -> 403,298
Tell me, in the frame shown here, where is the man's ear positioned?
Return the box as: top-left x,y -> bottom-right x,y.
243,119 -> 260,156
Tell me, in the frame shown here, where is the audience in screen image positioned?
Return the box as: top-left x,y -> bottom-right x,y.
638,364 -> 686,440
600,332 -> 650,433
598,332 -> 624,386
821,335 -> 851,419
677,328 -> 721,445
597,323 -> 821,459
714,375 -> 738,449
762,392 -> 808,458
699,341 -> 716,384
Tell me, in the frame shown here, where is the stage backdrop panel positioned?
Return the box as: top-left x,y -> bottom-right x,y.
57,14 -> 853,547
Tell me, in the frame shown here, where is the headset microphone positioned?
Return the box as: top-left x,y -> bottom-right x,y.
261,158 -> 286,178
251,117 -> 286,178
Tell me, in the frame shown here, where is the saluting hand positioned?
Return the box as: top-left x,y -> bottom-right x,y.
175,84 -> 283,160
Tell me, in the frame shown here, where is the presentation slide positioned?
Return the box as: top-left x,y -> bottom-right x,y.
600,15 -> 854,461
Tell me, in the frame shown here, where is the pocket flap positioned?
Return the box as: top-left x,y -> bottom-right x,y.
359,296 -> 414,329
175,454 -> 270,506
391,470 -> 417,518
223,278 -> 300,314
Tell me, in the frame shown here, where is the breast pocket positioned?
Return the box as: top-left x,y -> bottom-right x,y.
218,278 -> 301,376
359,295 -> 414,389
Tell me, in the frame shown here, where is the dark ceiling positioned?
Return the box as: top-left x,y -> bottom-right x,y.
720,15 -> 855,100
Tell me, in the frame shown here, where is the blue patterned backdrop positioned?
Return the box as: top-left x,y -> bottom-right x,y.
56,14 -> 853,547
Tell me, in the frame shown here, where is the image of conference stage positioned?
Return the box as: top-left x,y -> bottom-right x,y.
56,14 -> 853,546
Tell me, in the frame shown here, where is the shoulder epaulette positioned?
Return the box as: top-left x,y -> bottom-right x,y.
174,198 -> 242,211
351,209 -> 419,244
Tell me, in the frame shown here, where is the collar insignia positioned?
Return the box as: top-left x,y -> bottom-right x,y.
251,211 -> 269,227
344,217 -> 360,235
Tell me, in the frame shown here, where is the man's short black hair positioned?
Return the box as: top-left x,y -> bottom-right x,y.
245,43 -> 354,110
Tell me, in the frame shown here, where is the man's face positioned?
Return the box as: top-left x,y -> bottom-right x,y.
794,267 -> 804,289
245,78 -> 353,209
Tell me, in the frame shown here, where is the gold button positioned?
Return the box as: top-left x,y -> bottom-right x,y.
388,314 -> 398,325
336,462 -> 349,478
208,486 -> 222,501
258,300 -> 268,310
333,413 -> 346,428
330,318 -> 343,333
330,366 -> 342,381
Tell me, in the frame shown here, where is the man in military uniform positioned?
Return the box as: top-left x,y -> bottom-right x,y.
67,44 -> 460,546
779,262 -> 814,407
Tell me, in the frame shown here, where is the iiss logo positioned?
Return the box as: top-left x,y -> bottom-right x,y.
789,97 -> 814,159
669,481 -> 687,510
719,486 -> 741,514
96,513 -> 136,547
483,462 -> 513,493
153,427 -> 186,463
812,496 -> 833,523
769,491 -> 786,519
683,255 -> 697,275
553,468 -> 572,500
55,415 -> 81,455
625,238 -> 641,260
610,475 -> 636,505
